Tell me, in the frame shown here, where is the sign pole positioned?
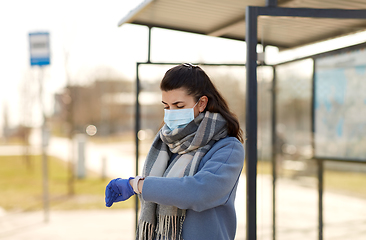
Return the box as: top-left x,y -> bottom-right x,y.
39,67 -> 49,223
29,32 -> 50,223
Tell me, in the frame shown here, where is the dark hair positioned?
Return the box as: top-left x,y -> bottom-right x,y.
160,64 -> 244,143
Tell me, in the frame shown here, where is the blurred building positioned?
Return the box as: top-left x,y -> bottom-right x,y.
52,79 -> 163,137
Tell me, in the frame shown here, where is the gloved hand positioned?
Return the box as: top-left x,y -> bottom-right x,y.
105,177 -> 135,207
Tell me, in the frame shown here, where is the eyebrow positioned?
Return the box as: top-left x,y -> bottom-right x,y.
161,100 -> 185,105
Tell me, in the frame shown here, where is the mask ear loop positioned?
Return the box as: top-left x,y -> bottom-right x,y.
194,97 -> 202,112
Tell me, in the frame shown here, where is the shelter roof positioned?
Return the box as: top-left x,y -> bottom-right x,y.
118,0 -> 366,49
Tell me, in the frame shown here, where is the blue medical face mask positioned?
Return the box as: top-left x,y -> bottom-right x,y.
164,100 -> 199,131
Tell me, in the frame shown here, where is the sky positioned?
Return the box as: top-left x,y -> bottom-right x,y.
1,0 -> 366,132
0,0 -> 148,128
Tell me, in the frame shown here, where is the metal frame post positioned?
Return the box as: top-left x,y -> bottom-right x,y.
312,57 -> 323,240
147,26 -> 152,63
135,26 -> 152,230
135,62 -> 141,230
317,159 -> 324,240
245,6 -> 258,240
271,66 -> 277,240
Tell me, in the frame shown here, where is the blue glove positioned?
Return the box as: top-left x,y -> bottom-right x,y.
105,177 -> 135,207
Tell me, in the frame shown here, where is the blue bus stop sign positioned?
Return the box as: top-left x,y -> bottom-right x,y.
29,32 -> 50,66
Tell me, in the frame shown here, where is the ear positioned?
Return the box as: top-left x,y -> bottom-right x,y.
198,96 -> 208,113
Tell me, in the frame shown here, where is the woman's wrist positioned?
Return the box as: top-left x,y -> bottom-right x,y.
138,179 -> 144,193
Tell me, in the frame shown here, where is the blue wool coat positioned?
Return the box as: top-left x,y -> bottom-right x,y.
141,136 -> 245,240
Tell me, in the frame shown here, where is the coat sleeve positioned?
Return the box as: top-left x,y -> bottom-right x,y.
141,138 -> 244,212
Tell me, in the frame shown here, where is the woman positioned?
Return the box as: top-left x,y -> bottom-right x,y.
105,63 -> 245,240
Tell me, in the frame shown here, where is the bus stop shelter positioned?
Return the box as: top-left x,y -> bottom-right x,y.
117,0 -> 366,239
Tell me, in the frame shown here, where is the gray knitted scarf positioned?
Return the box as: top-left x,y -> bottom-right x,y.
136,111 -> 228,240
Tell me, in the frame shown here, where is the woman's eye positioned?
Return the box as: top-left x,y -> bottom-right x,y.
177,105 -> 185,109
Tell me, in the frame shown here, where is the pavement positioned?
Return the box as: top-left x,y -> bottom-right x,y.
1,133 -> 366,239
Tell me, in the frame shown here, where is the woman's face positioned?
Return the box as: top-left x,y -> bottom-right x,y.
162,88 -> 205,118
